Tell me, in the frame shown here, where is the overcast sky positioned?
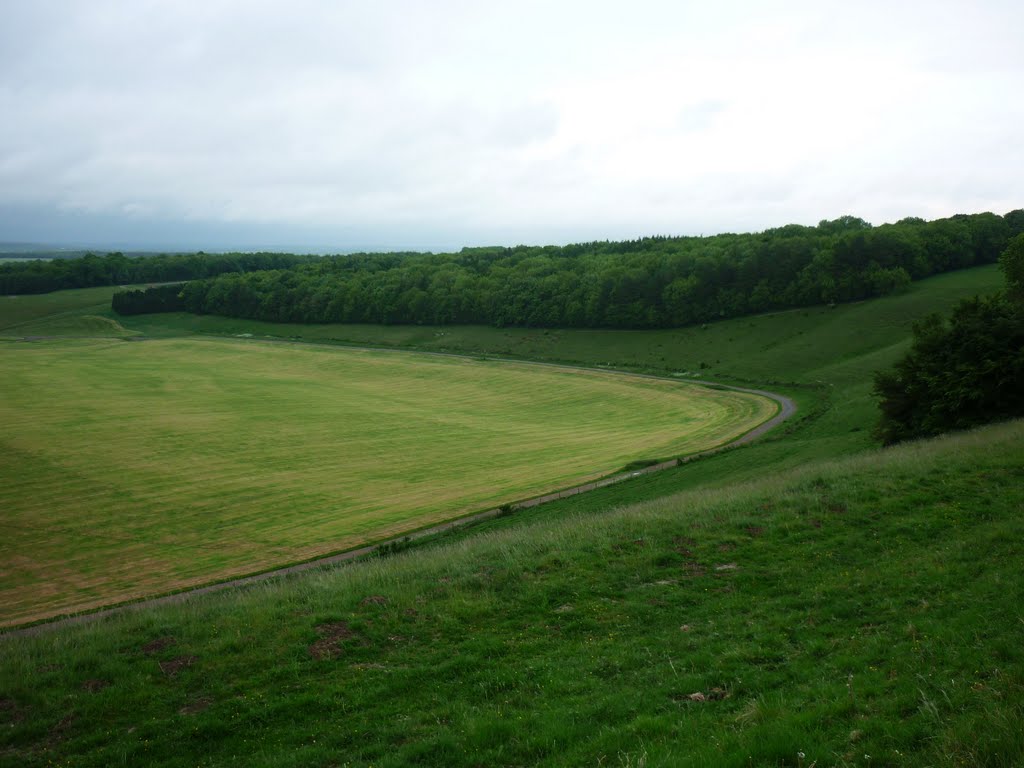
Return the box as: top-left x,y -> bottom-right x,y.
1,1 -> 1022,252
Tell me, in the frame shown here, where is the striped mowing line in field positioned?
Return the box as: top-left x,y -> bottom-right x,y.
0,337 -> 776,625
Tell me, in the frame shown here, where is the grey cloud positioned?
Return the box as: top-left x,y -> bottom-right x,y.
0,0 -> 1021,250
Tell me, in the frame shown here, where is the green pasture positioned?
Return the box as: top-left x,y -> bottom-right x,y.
0,266 -> 1002,624
120,264 -> 1005,489
0,286 -> 124,335
0,337 -> 773,626
0,263 -> 1020,765
2,420 -> 1021,767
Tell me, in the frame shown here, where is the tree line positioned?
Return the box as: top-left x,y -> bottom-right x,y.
113,210 -> 1023,329
0,251 -> 318,295
873,232 -> 1024,444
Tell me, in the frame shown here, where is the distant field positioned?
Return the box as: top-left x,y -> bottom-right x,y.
0,286 -> 124,333
0,338 -> 774,625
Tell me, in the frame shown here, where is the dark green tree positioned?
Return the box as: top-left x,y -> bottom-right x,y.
108,210 -> 1018,331
1000,232 -> 1024,302
873,298 -> 1024,444
873,235 -> 1024,444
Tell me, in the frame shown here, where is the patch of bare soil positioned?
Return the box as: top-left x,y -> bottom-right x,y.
683,558 -> 708,575
673,536 -> 697,557
47,714 -> 74,746
681,560 -> 706,577
179,697 -> 212,715
309,622 -> 355,660
673,536 -> 706,577
0,698 -> 22,725
159,656 -> 196,677
142,637 -> 175,655
745,525 -> 765,537
81,679 -> 110,693
673,687 -> 730,704
360,595 -> 388,606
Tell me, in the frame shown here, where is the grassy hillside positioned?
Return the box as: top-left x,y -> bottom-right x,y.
0,266 -> 1004,623
124,265 -> 1001,423
0,264 -> 1018,766
1,420 -> 1021,767
0,286 -> 124,335
119,265 -> 1004,497
118,265 -> 1002,380
0,338 -> 772,626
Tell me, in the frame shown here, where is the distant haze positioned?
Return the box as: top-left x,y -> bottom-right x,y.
1,1 -> 1022,252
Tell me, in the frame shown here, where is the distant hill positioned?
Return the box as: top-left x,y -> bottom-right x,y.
0,243 -> 162,260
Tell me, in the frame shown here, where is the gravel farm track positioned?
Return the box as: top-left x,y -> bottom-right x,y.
2,335 -> 796,638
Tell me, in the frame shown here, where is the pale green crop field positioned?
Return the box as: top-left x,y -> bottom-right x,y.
0,337 -> 775,625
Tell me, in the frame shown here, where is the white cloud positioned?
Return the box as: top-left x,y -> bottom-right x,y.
0,0 -> 1021,249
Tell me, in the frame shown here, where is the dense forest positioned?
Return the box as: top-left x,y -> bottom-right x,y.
0,251 -> 318,295
874,233 -> 1024,443
113,210 -> 1024,330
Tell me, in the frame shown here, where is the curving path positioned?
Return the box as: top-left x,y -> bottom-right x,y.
2,335 -> 796,637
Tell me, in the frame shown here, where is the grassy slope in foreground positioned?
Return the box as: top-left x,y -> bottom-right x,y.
0,338 -> 773,626
2,420 -> 1022,767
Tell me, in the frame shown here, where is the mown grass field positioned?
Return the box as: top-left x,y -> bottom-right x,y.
0,266 -> 1002,625
0,337 -> 773,626
120,265 -> 1006,494
1,420 -> 1021,767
